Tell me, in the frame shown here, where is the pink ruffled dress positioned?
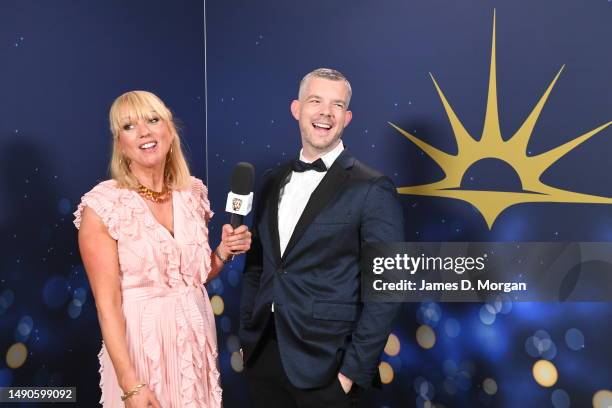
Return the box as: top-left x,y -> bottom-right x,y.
74,177 -> 222,408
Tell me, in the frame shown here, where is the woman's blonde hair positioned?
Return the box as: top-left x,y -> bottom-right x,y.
109,90 -> 191,190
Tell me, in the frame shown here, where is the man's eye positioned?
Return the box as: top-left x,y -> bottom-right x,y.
122,124 -> 134,131
335,103 -> 344,108
148,117 -> 160,124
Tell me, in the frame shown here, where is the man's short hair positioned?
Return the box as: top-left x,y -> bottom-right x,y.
298,68 -> 352,107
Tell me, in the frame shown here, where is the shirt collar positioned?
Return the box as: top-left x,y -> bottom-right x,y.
299,140 -> 344,170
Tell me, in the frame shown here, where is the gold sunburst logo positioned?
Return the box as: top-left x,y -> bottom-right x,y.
390,11 -> 611,229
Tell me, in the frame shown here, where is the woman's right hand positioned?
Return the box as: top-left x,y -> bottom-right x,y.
124,386 -> 162,408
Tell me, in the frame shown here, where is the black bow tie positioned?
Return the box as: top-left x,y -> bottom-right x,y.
292,158 -> 327,173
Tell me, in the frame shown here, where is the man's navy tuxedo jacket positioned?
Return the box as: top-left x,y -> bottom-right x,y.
239,149 -> 405,389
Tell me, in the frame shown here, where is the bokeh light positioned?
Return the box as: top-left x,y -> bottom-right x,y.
210,295 -> 224,315
6,343 -> 27,369
17,316 -> 33,337
414,376 -> 435,400
378,361 -> 394,384
534,329 -> 550,341
417,302 -> 442,327
483,378 -> 497,395
532,359 -> 558,387
0,289 -> 15,314
540,340 -> 557,360
486,295 -> 502,313
230,351 -> 244,372
67,299 -> 82,319
384,333 -> 400,356
15,316 -> 33,342
416,396 -> 434,408
593,390 -> 612,408
209,278 -> 224,295
498,294 -> 513,314
73,287 -> 87,304
564,328 -> 585,351
525,330 -> 557,359
551,388 -> 570,408
416,325 -> 436,349
479,304 -> 496,325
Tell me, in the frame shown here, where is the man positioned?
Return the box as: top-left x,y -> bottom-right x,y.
239,68 -> 404,407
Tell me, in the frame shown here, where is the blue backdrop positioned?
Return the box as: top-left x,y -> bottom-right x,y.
1,0 -> 611,407
1,1 -> 207,406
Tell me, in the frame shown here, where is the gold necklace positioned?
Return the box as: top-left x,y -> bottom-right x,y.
137,182 -> 171,203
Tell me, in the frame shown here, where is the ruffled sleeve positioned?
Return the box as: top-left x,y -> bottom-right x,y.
190,177 -> 214,222
188,177 -> 214,283
73,180 -> 121,240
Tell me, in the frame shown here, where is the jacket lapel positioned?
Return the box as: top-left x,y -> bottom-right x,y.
281,150 -> 355,262
268,163 -> 292,263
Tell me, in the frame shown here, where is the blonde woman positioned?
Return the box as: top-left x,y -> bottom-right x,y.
75,91 -> 250,407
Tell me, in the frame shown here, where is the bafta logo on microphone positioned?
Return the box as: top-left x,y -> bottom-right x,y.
232,198 -> 243,212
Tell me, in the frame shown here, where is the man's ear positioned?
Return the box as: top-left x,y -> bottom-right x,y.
343,110 -> 353,128
290,100 -> 300,121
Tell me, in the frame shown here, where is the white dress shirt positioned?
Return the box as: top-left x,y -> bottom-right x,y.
277,140 -> 345,257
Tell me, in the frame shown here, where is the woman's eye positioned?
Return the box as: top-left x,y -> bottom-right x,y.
122,124 -> 134,131
148,117 -> 160,124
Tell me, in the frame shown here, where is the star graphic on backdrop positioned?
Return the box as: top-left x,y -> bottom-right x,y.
390,11 -> 612,229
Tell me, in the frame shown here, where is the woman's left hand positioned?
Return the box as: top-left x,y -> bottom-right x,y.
219,224 -> 252,257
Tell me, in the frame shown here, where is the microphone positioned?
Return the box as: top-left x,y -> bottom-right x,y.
226,162 -> 255,228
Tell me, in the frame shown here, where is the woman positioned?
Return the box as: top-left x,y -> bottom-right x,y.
74,90 -> 251,407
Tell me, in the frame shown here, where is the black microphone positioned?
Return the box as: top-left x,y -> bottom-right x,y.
226,162 -> 255,228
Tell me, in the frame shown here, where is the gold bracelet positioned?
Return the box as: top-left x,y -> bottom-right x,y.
214,247 -> 234,264
121,383 -> 146,401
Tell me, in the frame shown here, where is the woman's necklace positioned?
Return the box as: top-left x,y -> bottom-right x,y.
137,182 -> 171,203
